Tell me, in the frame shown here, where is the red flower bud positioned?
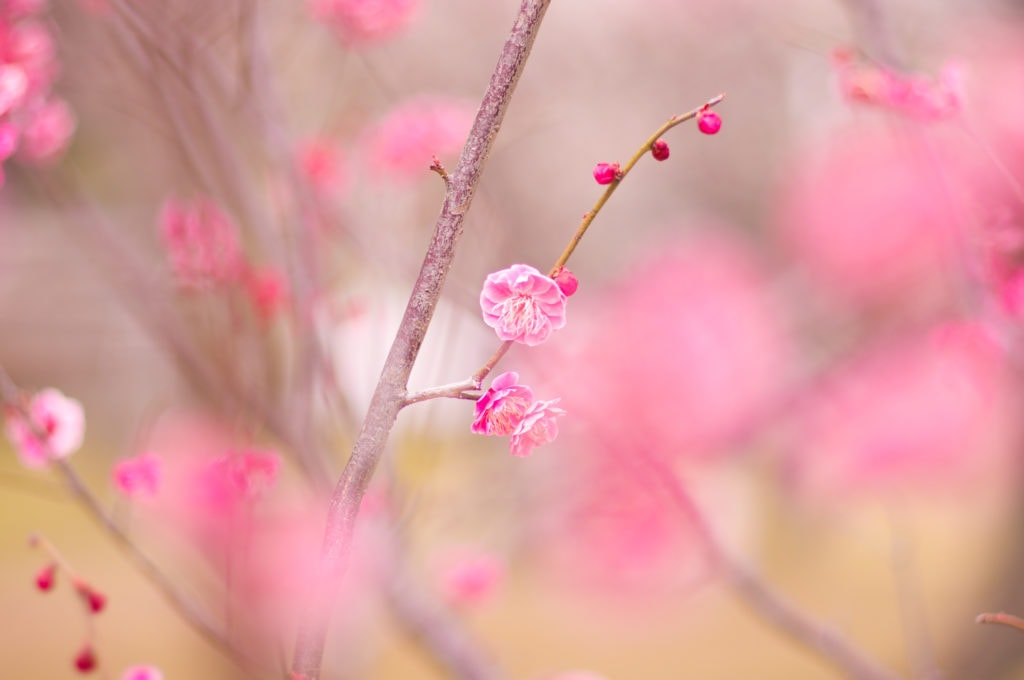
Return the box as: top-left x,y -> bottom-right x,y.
35,562 -> 56,591
651,139 -> 670,161
74,645 -> 97,673
697,107 -> 722,135
592,162 -> 619,185
75,581 -> 106,614
553,267 -> 579,297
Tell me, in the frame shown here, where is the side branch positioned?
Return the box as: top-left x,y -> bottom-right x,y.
289,2 -> 553,679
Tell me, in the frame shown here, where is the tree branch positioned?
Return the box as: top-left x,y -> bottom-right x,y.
289,2 -> 553,678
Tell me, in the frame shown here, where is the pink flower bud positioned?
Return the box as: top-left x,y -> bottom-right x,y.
592,162 -> 619,185
697,107 -> 721,135
553,267 -> 579,297
35,562 -> 56,591
651,139 -> 670,161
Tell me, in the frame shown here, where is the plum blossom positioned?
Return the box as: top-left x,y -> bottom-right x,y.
18,97 -> 74,162
362,96 -> 474,180
480,264 -> 567,346
111,452 -> 162,499
158,197 -> 245,289
785,321 -> 1016,501
195,449 -> 281,510
121,667 -> 163,680
832,48 -> 961,120
509,398 -> 565,457
309,0 -> 417,48
4,387 -> 84,468
472,371 -> 534,436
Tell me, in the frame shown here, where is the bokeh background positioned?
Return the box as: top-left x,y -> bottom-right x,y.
4,0 -> 1024,678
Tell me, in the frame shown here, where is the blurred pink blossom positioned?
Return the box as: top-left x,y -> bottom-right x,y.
121,667 -> 162,680
111,452 -> 162,499
785,321 -> 1017,500
245,265 -> 290,322
362,96 -> 473,180
297,136 -> 348,198
4,387 -> 84,468
480,264 -> 567,346
0,0 -> 46,18
832,48 -> 962,120
309,0 -> 417,47
0,63 -> 26,116
542,232 -> 789,460
158,197 -> 245,289
509,398 -> 565,457
472,371 -> 534,436
194,449 -> 281,511
17,97 -> 73,162
776,123 -> 963,307
436,551 -> 504,607
549,673 -> 609,680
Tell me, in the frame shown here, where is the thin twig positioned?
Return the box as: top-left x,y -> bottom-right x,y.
0,369 -> 268,677
289,2 -> 553,678
637,452 -> 901,680
976,612 -> 1024,634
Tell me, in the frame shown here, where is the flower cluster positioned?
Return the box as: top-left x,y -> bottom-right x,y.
3,387 -> 84,468
832,48 -> 961,120
158,197 -> 245,289
472,372 -> 565,457
0,0 -> 74,185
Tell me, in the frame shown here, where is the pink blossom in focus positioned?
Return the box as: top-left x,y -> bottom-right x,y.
18,98 -> 74,162
158,197 -> 245,289
472,371 -> 534,436
121,667 -> 163,680
437,551 -> 504,606
4,387 -> 84,468
509,398 -> 565,457
786,321 -> 1017,501
111,452 -> 162,499
362,96 -> 473,180
480,264 -> 567,346
309,0 -> 417,47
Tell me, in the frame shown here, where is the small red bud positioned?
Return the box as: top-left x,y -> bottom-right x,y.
35,562 -> 56,591
651,139 -> 670,161
553,267 -> 579,297
75,581 -> 106,614
592,162 -> 619,185
74,646 -> 97,673
697,107 -> 722,135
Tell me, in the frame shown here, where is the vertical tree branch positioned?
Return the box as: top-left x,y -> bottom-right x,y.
289,2 -> 552,678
